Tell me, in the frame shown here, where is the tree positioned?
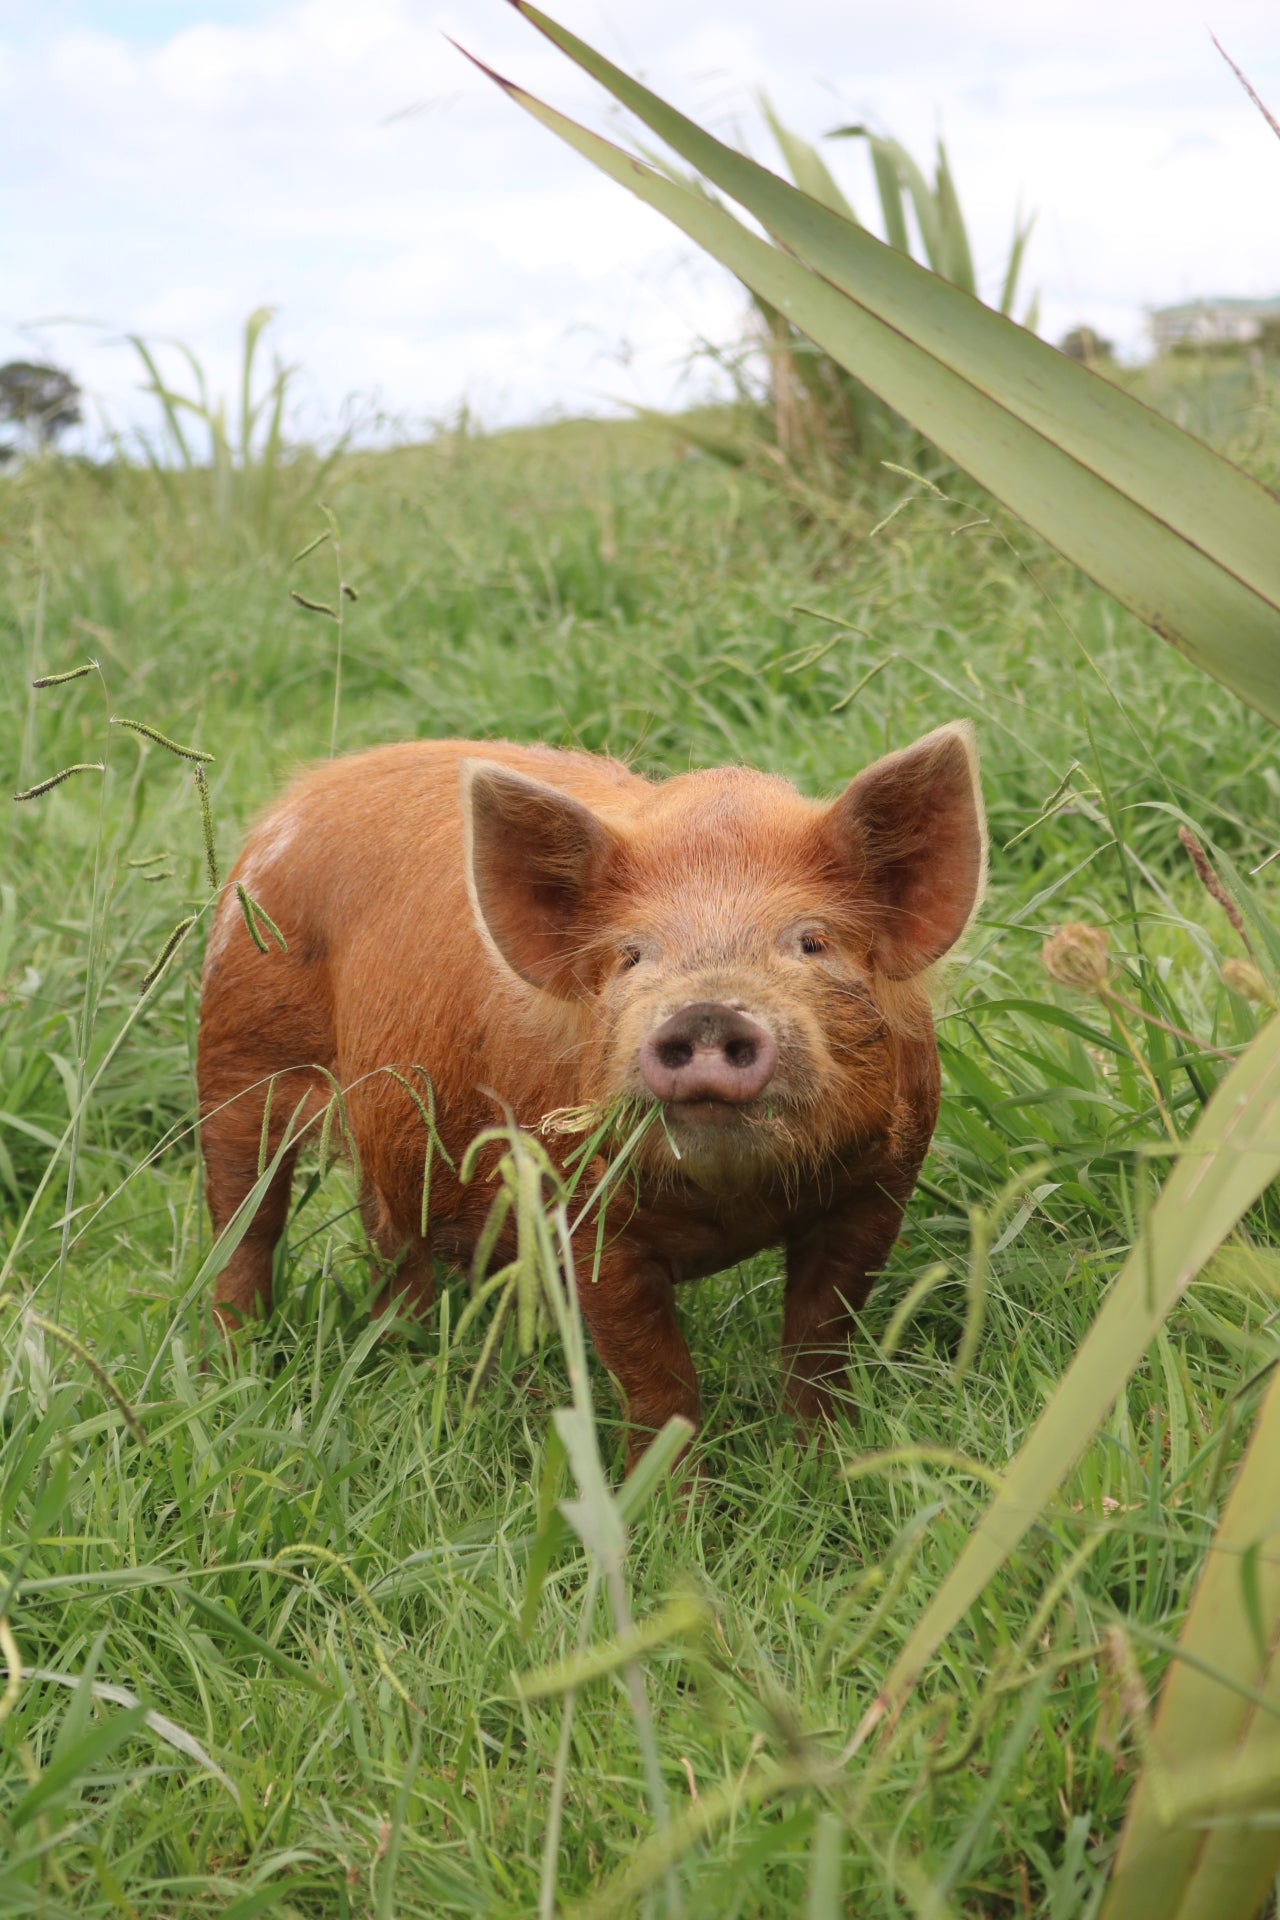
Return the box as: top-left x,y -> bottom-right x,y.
1058,325 -> 1114,364
0,361 -> 83,463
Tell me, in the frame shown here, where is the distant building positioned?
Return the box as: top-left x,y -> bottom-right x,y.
1148,296 -> 1280,353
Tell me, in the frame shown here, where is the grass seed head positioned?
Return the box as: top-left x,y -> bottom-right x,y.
13,762 -> 105,802
194,764 -> 219,891
1178,824 -> 1246,936
141,914 -> 196,994
32,661 -> 99,689
1041,921 -> 1111,994
1222,958 -> 1274,1005
110,716 -> 214,763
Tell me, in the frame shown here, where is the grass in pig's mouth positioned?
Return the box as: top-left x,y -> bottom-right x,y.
544,1087 -> 778,1159
540,1090 -> 661,1190
542,1088 -> 784,1203
540,1090 -> 653,1153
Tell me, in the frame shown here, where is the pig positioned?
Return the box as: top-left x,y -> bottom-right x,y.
197,725 -> 985,1459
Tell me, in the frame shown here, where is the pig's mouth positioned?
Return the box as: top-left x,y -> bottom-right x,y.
646,1089 -> 787,1195
662,1097 -> 757,1129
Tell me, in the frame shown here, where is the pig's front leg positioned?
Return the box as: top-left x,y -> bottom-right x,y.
578,1249 -> 699,1465
782,1185 -> 912,1422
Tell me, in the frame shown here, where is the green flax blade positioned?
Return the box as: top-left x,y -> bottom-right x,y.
493,6 -> 1280,724
1103,1364 -> 1280,1919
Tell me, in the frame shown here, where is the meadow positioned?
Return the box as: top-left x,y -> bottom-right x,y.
2,358 -> 1279,1915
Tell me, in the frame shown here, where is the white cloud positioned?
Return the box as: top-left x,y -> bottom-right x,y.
1,0 -> 1277,449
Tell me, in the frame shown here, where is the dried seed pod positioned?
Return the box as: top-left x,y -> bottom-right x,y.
1222,958 -> 1274,1005
1041,921 -> 1111,994
1178,824 -> 1246,936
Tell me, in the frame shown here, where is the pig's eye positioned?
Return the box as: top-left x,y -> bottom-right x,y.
799,932 -> 829,956
618,945 -> 644,972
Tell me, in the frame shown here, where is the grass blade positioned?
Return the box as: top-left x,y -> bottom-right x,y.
760,96 -> 858,222
10,1702 -> 150,1830
999,209 -> 1036,318
126,335 -> 194,469
865,137 -> 911,255
24,1668 -> 237,1798
515,1595 -> 705,1700
238,305 -> 275,461
932,139 -> 976,294
831,128 -> 943,269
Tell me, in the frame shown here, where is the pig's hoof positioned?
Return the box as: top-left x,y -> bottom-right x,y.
786,1385 -> 848,1443
624,1422 -> 700,1494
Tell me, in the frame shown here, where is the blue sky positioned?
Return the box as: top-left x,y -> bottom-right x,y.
2,2 -> 269,43
2,1 -> 1278,450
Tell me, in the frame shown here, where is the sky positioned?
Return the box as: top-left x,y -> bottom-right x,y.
1,0 -> 1278,451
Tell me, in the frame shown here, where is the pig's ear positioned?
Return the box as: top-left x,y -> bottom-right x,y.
826,721 -> 986,978
461,760 -> 615,997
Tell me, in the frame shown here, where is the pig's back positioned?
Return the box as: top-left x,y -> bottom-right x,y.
207,739 -> 650,1126
226,737 -> 648,939
259,735 -> 632,856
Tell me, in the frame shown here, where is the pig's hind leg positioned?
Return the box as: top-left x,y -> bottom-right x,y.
781,1186 -> 910,1423
348,1076 -> 443,1320
198,941 -> 336,1329
361,1184 -> 435,1319
200,1064 -> 330,1327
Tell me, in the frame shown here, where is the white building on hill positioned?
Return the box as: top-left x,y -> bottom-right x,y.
1148,297 -> 1280,353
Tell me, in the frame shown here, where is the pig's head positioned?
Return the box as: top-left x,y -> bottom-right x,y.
461,725 -> 986,1194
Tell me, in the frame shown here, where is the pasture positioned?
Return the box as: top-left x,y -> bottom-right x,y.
2,375 -> 1279,1915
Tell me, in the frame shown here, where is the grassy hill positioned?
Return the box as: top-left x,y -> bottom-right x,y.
2,385 -> 1278,1915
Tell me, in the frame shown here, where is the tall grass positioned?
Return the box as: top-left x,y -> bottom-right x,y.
2,379 -> 1279,1913
124,309 -> 350,543
746,105 -> 1037,482
662,103 -> 1038,498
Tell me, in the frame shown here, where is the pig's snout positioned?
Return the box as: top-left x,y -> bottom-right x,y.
639,1002 -> 778,1107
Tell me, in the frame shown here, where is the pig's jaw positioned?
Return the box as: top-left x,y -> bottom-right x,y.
648,1096 -> 782,1195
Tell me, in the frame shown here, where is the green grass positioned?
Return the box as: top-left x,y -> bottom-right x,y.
2,381 -> 1279,1916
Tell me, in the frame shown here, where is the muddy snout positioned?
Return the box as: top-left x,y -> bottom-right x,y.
639,1002 -> 778,1107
